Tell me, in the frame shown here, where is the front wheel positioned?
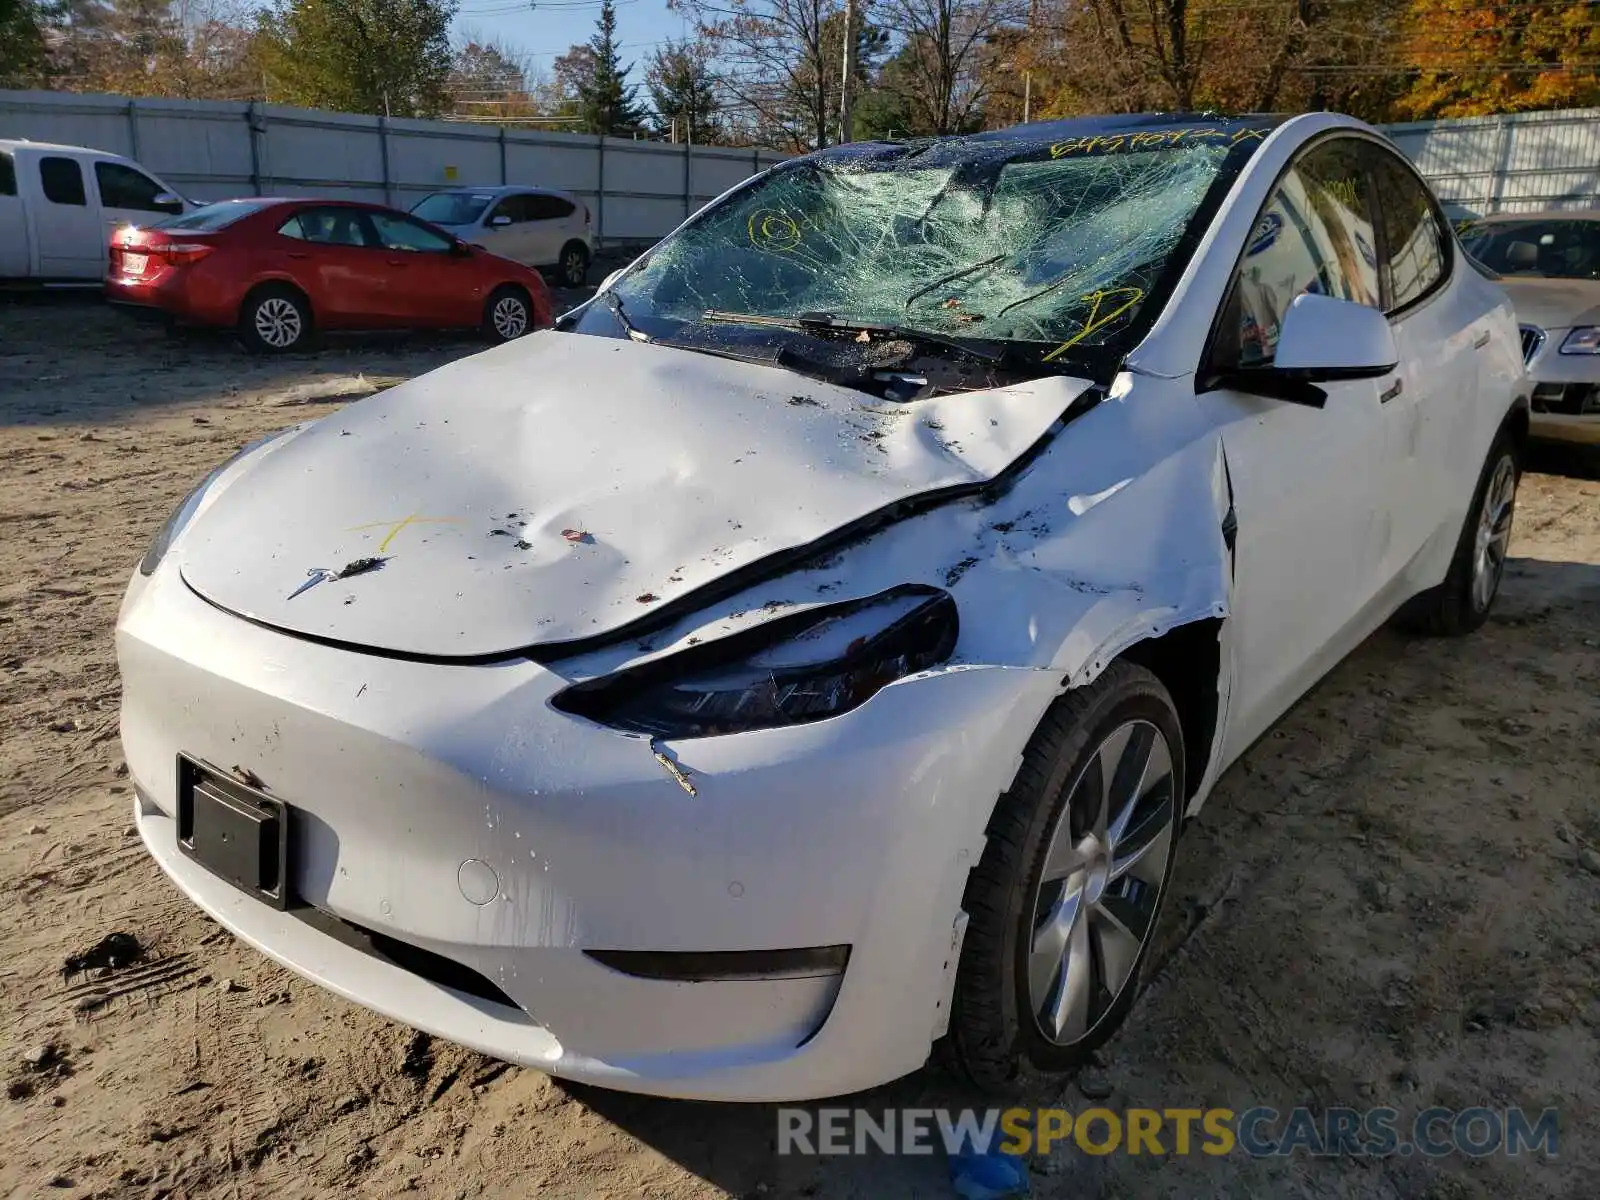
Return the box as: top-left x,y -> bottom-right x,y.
483,285 -> 532,343
941,661 -> 1184,1088
1395,430 -> 1519,637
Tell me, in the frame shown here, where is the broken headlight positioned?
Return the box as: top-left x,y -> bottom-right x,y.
554,584 -> 959,738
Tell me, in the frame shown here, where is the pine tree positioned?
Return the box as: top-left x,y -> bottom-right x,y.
645,39 -> 720,142
576,0 -> 646,136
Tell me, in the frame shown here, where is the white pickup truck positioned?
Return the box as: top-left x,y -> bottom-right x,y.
0,139 -> 193,282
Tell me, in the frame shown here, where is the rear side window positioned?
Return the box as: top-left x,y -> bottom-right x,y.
95,161 -> 166,211
488,195 -> 528,224
282,207 -> 373,247
0,151 -> 15,197
40,157 -> 86,206
526,194 -> 576,221
1367,150 -> 1448,311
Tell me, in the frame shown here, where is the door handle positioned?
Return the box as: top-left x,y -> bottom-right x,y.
1379,378 -> 1404,404
1473,330 -> 1491,350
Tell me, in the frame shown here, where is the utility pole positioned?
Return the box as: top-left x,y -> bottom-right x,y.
838,0 -> 857,144
1022,0 -> 1036,124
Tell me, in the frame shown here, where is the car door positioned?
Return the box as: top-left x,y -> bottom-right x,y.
92,159 -> 185,245
1199,138 -> 1395,762
362,209 -> 483,327
0,149 -> 26,277
1359,143 -> 1473,575
28,154 -> 104,277
523,192 -> 578,266
477,193 -> 527,261
276,206 -> 389,326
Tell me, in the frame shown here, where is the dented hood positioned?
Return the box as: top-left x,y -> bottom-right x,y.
179,332 -> 1092,657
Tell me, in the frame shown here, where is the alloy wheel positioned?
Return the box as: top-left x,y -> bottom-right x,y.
562,248 -> 586,287
493,295 -> 529,339
1027,719 -> 1176,1046
1471,454 -> 1516,613
253,297 -> 302,349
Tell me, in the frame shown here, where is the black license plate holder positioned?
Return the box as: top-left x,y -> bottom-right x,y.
176,755 -> 292,909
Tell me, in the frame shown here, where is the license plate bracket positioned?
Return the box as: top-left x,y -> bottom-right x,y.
176,755 -> 292,909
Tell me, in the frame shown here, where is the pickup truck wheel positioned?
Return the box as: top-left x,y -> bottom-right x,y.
238,285 -> 311,354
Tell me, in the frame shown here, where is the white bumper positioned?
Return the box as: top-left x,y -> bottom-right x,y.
118,564 -> 1060,1100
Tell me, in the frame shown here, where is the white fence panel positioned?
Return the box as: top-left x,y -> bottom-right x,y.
1383,108 -> 1600,214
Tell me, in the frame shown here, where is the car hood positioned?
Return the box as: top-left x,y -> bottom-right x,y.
1497,276 -> 1600,331
179,332 -> 1093,658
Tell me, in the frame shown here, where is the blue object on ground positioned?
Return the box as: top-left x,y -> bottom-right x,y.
948,1144 -> 1031,1199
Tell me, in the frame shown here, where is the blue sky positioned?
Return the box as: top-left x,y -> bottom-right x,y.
451,0 -> 690,81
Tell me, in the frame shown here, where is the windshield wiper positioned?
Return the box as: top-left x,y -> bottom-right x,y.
605,291 -> 652,343
701,309 -> 1004,364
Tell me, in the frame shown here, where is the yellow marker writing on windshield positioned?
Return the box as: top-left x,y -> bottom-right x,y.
1042,288 -> 1145,361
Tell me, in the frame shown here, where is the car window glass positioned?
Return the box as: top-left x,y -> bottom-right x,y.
1368,151 -> 1447,310
489,196 -> 525,224
1224,146 -> 1380,368
526,194 -> 575,221
95,161 -> 166,211
369,211 -> 453,252
161,200 -> 269,231
0,151 -> 16,197
1459,219 -> 1600,281
285,208 -> 373,247
411,192 -> 492,225
40,156 -> 86,206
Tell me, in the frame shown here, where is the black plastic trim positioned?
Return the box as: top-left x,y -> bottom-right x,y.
584,945 -> 850,982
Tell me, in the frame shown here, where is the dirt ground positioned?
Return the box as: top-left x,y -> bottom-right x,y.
2,289 -> 1598,1200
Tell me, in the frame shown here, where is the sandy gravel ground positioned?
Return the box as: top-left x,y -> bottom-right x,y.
2,292 -> 1598,1200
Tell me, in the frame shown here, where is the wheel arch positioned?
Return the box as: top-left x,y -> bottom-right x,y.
1116,617 -> 1225,818
238,276 -> 314,327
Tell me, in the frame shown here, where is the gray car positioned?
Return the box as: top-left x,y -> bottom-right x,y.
411,185 -> 593,286
1462,211 -> 1600,444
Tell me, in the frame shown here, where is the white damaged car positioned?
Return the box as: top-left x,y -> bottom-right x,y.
119,111 -> 1526,1101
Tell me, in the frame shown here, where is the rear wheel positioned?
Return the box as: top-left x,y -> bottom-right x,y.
484,285 -> 532,342
942,662 -> 1184,1088
238,285 -> 311,354
1395,430 -> 1519,636
556,241 -> 589,288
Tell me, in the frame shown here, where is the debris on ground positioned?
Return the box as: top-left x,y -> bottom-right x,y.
62,932 -> 143,979
948,1144 -> 1030,1199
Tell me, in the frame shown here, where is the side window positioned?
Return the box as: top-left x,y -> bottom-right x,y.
368,211 -> 453,253
489,196 -> 526,225
282,208 -> 372,247
526,194 -> 576,221
0,151 -> 16,197
94,161 -> 167,211
1367,150 -> 1448,310
1220,139 -> 1381,368
39,157 -> 87,206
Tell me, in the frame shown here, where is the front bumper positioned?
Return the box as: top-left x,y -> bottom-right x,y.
119,563 -> 1058,1099
1524,329 -> 1600,444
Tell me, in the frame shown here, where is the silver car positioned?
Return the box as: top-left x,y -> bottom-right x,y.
411,185 -> 593,286
1462,211 -> 1600,445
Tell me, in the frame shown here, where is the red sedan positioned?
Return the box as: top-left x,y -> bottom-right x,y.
106,198 -> 555,352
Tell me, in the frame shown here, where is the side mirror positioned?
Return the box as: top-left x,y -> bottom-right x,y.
1273,293 -> 1398,379
153,192 -> 184,214
451,239 -> 473,257
490,214 -> 512,228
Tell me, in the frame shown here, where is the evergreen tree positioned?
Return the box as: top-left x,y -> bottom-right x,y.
645,38 -> 720,142
576,0 -> 646,136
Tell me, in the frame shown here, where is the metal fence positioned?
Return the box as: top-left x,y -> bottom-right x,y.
4,88 -> 1596,230
1381,108 -> 1600,215
0,89 -> 790,243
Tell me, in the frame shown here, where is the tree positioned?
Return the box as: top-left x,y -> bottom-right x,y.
1397,0 -> 1600,118
874,0 -> 1025,135
576,0 -> 646,135
448,35 -> 533,120
256,0 -> 457,117
645,37 -> 721,142
0,0 -> 47,84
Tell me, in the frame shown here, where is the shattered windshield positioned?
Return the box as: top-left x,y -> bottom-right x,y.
605,136 -> 1241,365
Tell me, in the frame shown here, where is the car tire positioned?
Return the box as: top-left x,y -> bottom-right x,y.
484,285 -> 533,343
557,241 -> 589,288
1394,428 -> 1519,637
238,285 -> 312,354
941,661 -> 1185,1089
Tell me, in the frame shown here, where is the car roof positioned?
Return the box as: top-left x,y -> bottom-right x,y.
0,138 -> 135,158
421,184 -> 575,198
1474,210 -> 1600,224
